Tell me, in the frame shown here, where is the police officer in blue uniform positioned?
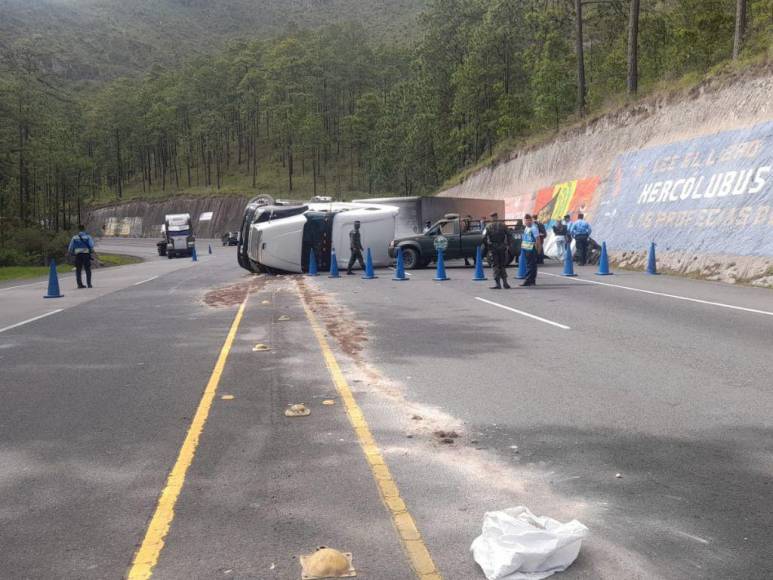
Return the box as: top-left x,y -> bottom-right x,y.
569,212 -> 592,266
520,214 -> 542,287
68,225 -> 95,288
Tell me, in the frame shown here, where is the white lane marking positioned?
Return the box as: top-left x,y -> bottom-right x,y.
672,530 -> 710,545
475,296 -> 571,330
541,272 -> 773,317
133,275 -> 159,286
0,281 -> 49,292
0,309 -> 64,334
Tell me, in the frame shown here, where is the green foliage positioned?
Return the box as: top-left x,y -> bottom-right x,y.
0,0 -> 770,233
0,227 -> 72,266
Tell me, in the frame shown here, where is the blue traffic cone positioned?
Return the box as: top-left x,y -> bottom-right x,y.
473,245 -> 487,281
208,244 -> 212,255
362,248 -> 376,279
515,248 -> 528,279
191,246 -> 198,262
646,242 -> 659,275
562,244 -> 577,277
433,249 -> 449,281
392,247 -> 408,281
43,259 -> 63,298
329,248 -> 340,278
596,241 -> 613,275
308,248 -> 319,276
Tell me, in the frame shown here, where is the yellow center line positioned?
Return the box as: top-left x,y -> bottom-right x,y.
298,281 -> 442,580
127,298 -> 249,580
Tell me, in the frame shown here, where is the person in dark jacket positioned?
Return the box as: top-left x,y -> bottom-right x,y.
347,221 -> 365,274
482,212 -> 512,289
534,216 -> 547,264
552,218 -> 568,257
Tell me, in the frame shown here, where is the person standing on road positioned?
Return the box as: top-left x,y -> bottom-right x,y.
534,215 -> 547,264
570,212 -> 592,266
552,218 -> 568,257
483,212 -> 511,290
463,215 -> 473,266
346,220 -> 365,275
68,224 -> 95,289
520,214 -> 542,287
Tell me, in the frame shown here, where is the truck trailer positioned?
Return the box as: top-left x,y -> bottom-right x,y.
352,196 -> 504,238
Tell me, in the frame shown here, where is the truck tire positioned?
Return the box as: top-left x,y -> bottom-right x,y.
401,247 -> 421,270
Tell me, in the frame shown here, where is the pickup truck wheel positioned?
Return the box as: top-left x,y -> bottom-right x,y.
401,247 -> 420,270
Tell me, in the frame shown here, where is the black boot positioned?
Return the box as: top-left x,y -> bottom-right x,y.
490,279 -> 502,290
503,280 -> 511,289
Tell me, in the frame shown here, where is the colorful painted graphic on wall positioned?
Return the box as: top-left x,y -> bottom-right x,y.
505,177 -> 601,223
595,121 -> 773,257
533,177 -> 601,222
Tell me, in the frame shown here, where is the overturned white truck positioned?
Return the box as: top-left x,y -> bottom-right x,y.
237,196 -> 399,274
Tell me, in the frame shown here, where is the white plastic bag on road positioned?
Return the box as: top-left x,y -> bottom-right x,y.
470,506 -> 589,580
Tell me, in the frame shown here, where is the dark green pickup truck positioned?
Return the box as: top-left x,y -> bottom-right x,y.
388,214 -> 524,269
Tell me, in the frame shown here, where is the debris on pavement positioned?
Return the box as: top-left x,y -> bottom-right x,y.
322,399 -> 336,406
221,395 -> 235,400
284,404 -> 311,417
411,415 -> 423,421
615,473 -> 623,479
300,547 -> 356,579
434,430 -> 460,439
471,506 -> 589,580
253,343 -> 271,352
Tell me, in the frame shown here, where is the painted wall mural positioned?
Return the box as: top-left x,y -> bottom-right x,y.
596,121 -> 772,256
504,177 -> 601,222
501,121 -> 773,257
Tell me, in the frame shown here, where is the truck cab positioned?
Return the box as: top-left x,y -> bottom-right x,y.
162,213 -> 195,258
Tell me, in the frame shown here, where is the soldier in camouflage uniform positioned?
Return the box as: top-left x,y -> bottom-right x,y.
483,212 -> 512,289
347,220 -> 365,275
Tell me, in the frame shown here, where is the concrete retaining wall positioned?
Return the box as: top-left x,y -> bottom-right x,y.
86,196 -> 250,240
438,70 -> 773,286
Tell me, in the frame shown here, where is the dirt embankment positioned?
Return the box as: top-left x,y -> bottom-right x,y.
438,68 -> 773,287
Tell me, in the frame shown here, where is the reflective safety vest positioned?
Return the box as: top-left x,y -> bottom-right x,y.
522,225 -> 538,251
69,233 -> 94,254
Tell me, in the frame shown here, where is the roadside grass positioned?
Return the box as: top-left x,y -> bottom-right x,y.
0,264 -> 71,282
97,253 -> 143,267
0,253 -> 142,282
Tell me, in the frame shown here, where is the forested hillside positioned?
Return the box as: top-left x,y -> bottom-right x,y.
0,0 -> 423,81
0,0 -> 771,266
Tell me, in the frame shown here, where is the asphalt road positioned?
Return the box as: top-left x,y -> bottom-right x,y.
1,239 -> 771,580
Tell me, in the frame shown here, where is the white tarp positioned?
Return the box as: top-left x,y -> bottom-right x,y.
199,211 -> 214,221
471,507 -> 589,580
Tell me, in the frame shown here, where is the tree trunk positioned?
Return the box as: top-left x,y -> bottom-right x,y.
115,130 -> 123,199
733,0 -> 747,59
627,0 -> 640,94
574,0 -> 586,115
